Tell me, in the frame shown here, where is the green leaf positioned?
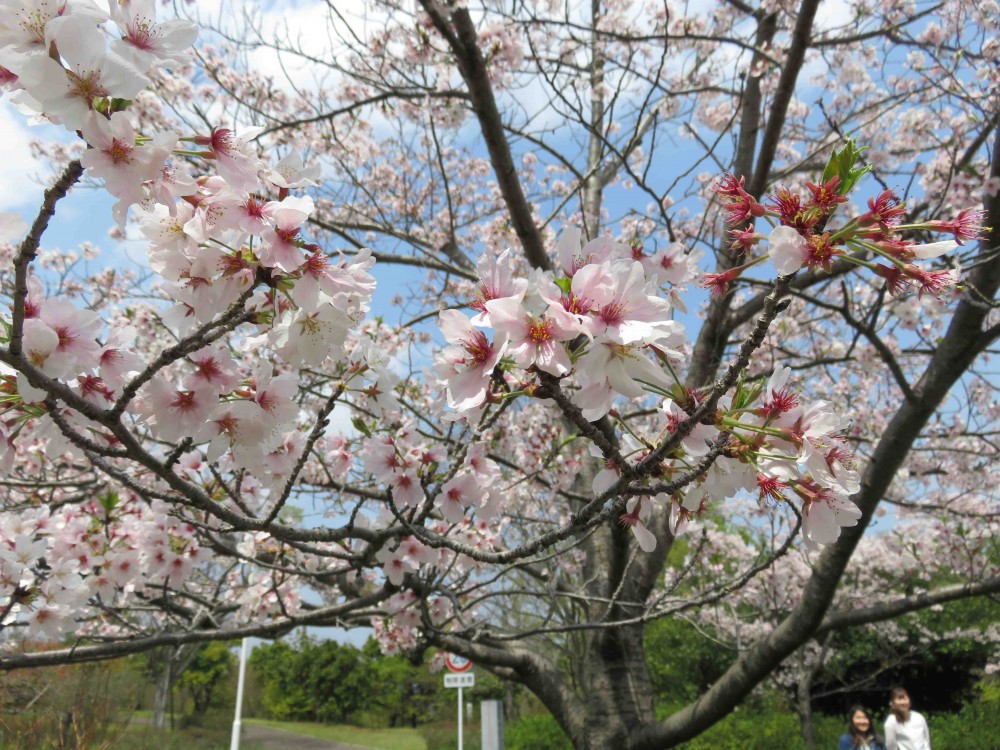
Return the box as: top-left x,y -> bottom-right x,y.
351,417 -> 372,437
732,374 -> 764,411
98,491 -> 120,514
822,137 -> 872,195
552,276 -> 572,294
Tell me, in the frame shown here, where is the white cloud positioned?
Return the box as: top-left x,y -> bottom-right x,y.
0,101 -> 50,212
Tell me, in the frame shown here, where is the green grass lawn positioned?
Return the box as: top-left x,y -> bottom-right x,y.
246,718 -> 427,750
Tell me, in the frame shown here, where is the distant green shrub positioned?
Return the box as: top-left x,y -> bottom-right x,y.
506,712 -> 572,750
925,676 -> 1000,750
416,722 -> 481,750
927,712 -> 1000,750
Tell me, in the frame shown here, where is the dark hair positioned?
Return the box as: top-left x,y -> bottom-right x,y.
847,705 -> 883,748
889,686 -> 911,722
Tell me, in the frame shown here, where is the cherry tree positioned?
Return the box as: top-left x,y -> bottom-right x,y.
1,1 -> 999,748
684,503 -> 1000,747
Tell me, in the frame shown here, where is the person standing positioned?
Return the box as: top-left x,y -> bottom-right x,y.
838,705 -> 886,750
884,687 -> 931,750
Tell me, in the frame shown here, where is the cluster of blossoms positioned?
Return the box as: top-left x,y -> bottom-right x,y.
2,0 -> 379,474
0,1 -> 384,640
0,497 -> 215,640
362,427 -> 503,524
432,228 -> 866,551
435,230 -> 688,421
0,0 -> 196,133
0,3 -> 990,657
372,520 -> 497,651
706,141 -> 988,298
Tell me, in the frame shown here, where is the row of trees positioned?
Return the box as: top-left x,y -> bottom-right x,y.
1,1 -> 998,748
248,635 -> 457,726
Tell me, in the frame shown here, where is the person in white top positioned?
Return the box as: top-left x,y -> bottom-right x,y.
884,687 -> 932,750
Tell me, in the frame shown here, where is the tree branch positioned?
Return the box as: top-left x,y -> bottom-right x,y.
9,160 -> 83,356
418,1 -> 550,271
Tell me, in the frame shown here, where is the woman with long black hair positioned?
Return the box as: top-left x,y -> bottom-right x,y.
838,705 -> 886,750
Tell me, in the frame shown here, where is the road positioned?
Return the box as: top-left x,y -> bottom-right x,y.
240,722 -> 370,750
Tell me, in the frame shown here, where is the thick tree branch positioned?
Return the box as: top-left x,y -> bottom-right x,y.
817,576 -> 1000,636
0,588 -> 392,670
419,1 -> 550,271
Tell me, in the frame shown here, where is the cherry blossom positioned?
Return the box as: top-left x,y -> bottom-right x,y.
195,126 -> 264,193
17,16 -> 147,130
767,225 -> 810,276
485,296 -> 578,375
435,310 -> 508,411
257,195 -> 314,272
108,0 -> 199,72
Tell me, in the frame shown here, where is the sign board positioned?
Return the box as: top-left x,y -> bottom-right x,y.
444,673 -> 475,688
445,653 -> 472,673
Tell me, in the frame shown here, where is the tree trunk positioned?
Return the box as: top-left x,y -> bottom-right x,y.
797,676 -> 817,750
152,658 -> 172,730
579,623 -> 656,748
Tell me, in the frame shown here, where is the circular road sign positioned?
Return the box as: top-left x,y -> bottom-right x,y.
445,653 -> 472,673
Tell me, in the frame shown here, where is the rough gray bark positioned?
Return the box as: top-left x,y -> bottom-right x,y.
150,645 -> 198,730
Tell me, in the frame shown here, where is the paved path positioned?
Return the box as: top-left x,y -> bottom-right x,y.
240,722 -> 369,750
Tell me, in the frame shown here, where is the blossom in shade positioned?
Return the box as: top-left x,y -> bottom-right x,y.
619,497 -> 657,552
205,400 -> 273,468
661,399 -> 717,456
35,298 -> 102,378
436,473 -> 487,523
183,344 -> 239,394
142,378 -> 217,443
98,326 -> 144,389
252,362 -> 300,426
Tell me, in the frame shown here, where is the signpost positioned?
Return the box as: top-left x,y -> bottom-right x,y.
445,653 -> 472,672
444,654 -> 474,750
230,638 -> 249,750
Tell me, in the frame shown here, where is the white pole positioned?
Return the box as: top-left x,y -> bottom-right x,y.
457,685 -> 464,750
230,638 -> 249,750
